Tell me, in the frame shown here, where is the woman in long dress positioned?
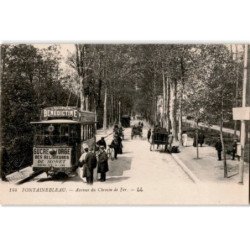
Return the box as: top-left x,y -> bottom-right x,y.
182,131 -> 188,147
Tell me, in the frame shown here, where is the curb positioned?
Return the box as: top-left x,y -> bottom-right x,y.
171,154 -> 201,184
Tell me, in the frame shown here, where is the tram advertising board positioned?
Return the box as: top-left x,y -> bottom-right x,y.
41,107 -> 79,121
33,147 -> 72,168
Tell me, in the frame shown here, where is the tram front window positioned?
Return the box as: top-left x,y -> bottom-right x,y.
34,124 -> 80,146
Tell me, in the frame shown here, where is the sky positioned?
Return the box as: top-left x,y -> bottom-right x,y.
35,43 -> 76,70
35,43 -> 75,58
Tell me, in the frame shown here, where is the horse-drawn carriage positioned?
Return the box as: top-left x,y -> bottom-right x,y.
131,125 -> 142,139
113,124 -> 124,139
150,127 -> 168,151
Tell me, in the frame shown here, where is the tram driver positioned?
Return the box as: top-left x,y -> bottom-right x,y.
44,131 -> 53,145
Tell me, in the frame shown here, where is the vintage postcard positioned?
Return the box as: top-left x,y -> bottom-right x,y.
0,43 -> 249,205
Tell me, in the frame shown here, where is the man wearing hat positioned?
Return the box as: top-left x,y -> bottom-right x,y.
215,137 -> 222,161
96,137 -> 107,149
231,139 -> 238,160
97,146 -> 109,182
78,146 -> 89,180
83,147 -> 97,184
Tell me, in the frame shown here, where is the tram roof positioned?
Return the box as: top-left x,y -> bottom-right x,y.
31,119 -> 80,124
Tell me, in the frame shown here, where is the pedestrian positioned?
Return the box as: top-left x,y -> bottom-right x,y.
1,146 -> 9,182
118,125 -> 124,139
167,131 -> 174,152
181,131 -> 188,147
78,146 -> 89,181
111,136 -> 120,159
215,137 -> 222,161
231,139 -> 237,160
113,124 -> 118,133
83,147 -> 97,184
198,132 -> 205,147
97,146 -> 109,182
115,133 -> 123,154
147,128 -> 152,142
96,137 -> 107,149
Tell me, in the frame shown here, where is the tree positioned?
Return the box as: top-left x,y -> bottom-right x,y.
1,44 -> 77,172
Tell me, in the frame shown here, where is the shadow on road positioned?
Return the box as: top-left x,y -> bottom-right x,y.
37,173 -> 82,183
106,176 -> 130,183
108,156 -> 132,177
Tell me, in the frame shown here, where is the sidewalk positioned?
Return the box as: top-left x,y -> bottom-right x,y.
173,137 -> 249,185
96,127 -> 113,140
185,119 -> 250,137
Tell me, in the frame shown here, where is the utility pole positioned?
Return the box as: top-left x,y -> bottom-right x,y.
238,44 -> 249,184
233,45 -> 239,137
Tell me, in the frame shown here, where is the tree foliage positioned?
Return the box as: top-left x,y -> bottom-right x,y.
1,44 -> 77,171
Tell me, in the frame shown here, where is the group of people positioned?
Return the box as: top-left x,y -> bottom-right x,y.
147,126 -> 174,152
113,124 -> 124,139
193,132 -> 205,147
215,137 -> 238,161
138,121 -> 144,128
147,126 -> 239,161
79,144 -> 109,184
78,129 -> 124,185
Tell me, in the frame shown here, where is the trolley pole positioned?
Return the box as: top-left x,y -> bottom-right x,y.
238,44 -> 249,184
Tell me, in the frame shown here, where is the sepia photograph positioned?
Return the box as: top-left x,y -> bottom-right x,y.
0,43 -> 249,205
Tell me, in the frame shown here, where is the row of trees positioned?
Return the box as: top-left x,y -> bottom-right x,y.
67,44 -> 243,132
66,44 -> 244,177
66,44 -> 137,128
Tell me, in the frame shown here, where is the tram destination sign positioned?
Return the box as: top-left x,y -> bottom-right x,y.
41,106 -> 79,120
33,147 -> 72,168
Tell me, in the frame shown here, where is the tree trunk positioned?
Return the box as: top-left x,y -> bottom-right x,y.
220,95 -> 227,178
103,82 -> 107,130
110,85 -> 114,124
85,95 -> 89,111
220,117 -> 227,178
153,66 -> 157,124
94,99 -> 97,131
179,57 -> 185,143
79,76 -> 84,111
196,121 -> 199,159
178,81 -> 184,144
162,70 -> 166,128
166,76 -> 170,133
169,78 -> 178,140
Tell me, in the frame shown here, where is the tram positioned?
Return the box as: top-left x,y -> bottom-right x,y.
31,106 -> 96,176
